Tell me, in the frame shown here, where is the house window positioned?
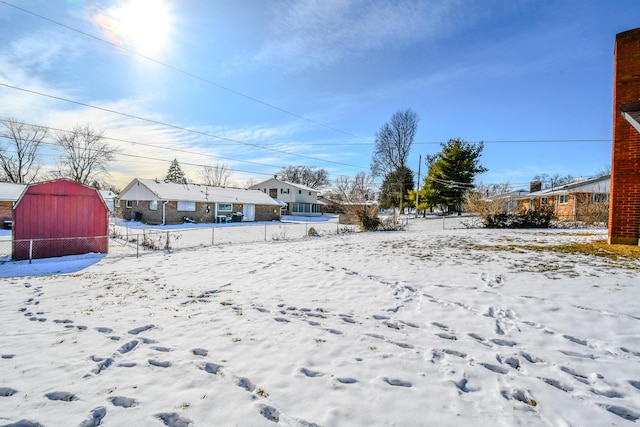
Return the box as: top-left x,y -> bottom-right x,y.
126,200 -> 133,209
149,200 -> 158,211
280,188 -> 290,194
299,190 -> 302,194
115,199 -> 121,208
217,203 -> 232,212
559,194 -> 569,204
593,194 -> 609,204
541,197 -> 548,206
177,200 -> 196,211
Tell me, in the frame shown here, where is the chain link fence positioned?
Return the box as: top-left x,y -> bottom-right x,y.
1,221 -> 359,262
108,220 -> 360,258
0,235 -> 108,262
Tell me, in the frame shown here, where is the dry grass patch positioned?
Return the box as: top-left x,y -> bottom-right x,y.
474,240 -> 640,262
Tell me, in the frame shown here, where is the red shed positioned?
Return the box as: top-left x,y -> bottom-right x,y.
12,179 -> 109,260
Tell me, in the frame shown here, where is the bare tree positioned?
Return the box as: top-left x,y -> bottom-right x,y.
277,165 -> 330,189
55,124 -> 117,185
370,108 -> 418,177
0,118 -> 48,183
332,172 -> 376,202
200,162 -> 231,187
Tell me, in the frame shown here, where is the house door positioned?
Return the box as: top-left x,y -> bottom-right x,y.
243,204 -> 255,221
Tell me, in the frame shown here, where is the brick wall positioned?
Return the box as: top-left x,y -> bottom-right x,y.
609,28 -> 640,245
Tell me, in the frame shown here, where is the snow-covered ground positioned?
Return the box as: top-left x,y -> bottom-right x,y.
1,218 -> 639,426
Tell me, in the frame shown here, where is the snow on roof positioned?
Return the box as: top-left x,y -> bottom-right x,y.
521,175 -> 610,198
120,178 -> 281,206
251,177 -> 320,192
0,182 -> 27,201
622,102 -> 640,134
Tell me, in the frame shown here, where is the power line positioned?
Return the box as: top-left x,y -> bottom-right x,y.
0,82 -> 368,170
0,134 -> 276,178
0,120 -> 282,169
0,0 -> 366,141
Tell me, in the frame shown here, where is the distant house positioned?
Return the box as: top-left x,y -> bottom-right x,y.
12,179 -> 109,260
114,178 -> 282,225
250,178 -> 323,216
99,190 -> 117,213
518,175 -> 610,221
0,182 -> 26,229
318,195 -> 377,223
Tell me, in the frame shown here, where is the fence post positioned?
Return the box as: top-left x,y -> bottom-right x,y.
212,227 -> 215,246
136,236 -> 139,258
265,224 -> 267,241
166,230 -> 170,251
29,239 -> 33,264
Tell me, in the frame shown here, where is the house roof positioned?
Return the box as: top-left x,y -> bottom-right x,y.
520,175 -> 610,198
622,101 -> 640,134
0,182 -> 27,201
119,178 -> 281,206
250,177 -> 319,193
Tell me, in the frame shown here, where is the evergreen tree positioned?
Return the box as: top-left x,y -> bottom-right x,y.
379,166 -> 414,211
165,158 -> 186,183
423,138 -> 487,212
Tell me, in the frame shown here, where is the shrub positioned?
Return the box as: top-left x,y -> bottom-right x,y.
484,208 -> 555,229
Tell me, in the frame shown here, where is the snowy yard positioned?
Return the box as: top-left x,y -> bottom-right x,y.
1,218 -> 640,426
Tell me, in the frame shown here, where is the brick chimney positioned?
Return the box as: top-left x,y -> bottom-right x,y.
609,28 -> 640,245
529,181 -> 542,193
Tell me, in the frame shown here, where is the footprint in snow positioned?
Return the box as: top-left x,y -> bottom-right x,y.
149,359 -> 171,368
1,354 -> 15,359
337,377 -> 357,384
482,363 -> 508,375
563,335 -> 589,347
128,324 -> 154,335
324,328 -> 343,335
599,404 -> 640,422
78,406 -> 106,427
300,367 -> 323,378
384,377 -> 412,387
155,412 -> 194,427
501,389 -> 537,407
201,362 -> 223,375
96,327 -> 112,334
236,377 -> 256,392
259,404 -> 280,423
436,333 -> 457,341
109,396 -> 138,408
192,348 -> 208,357
0,387 -> 18,396
1,420 -> 44,427
45,391 -> 78,401
118,340 -> 138,354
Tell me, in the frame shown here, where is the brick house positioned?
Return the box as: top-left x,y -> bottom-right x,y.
609,28 -> 640,245
115,178 -> 281,225
249,178 -> 323,216
0,182 -> 26,229
518,175 -> 610,222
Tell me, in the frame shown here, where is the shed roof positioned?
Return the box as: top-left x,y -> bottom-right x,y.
0,182 -> 27,201
119,178 -> 281,206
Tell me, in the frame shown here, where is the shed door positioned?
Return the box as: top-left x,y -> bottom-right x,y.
243,204 -> 255,221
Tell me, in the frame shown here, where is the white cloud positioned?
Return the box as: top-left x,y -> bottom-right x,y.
254,0 -> 465,71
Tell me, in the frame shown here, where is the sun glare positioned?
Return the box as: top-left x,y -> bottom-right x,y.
97,0 -> 174,56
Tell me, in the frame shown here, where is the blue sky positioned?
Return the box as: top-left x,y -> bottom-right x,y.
0,0 -> 638,189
